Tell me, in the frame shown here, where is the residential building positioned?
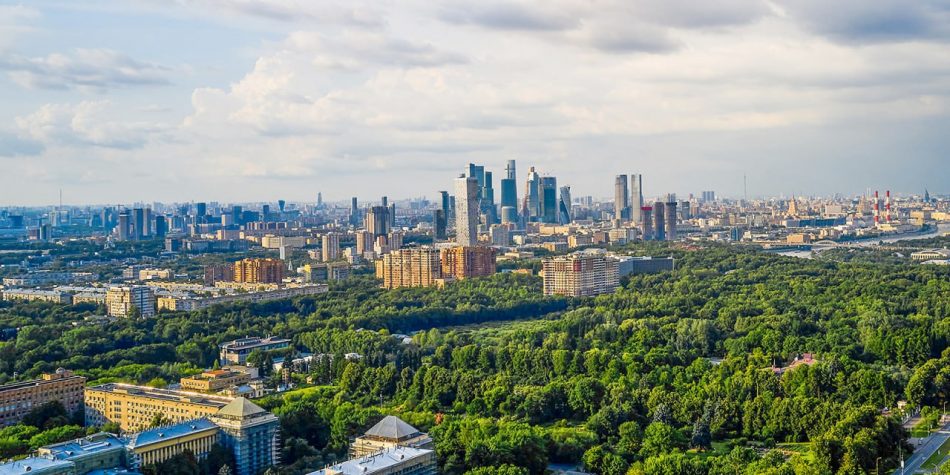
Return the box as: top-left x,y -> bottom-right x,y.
440,247 -> 497,280
233,258 -> 285,284
204,264 -> 235,285
322,233 -> 341,262
84,383 -> 233,432
541,252 -> 620,297
0,369 -> 85,427
1,289 -> 72,304
106,286 -> 155,318
375,247 -> 442,289
219,337 -> 291,366
455,174 -> 479,246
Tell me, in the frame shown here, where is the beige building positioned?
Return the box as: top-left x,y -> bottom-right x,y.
106,286 -> 156,318
1,289 -> 72,304
375,247 -> 442,289
180,369 -> 251,393
440,246 -> 496,281
84,383 -> 233,432
542,252 -> 620,297
0,369 -> 85,427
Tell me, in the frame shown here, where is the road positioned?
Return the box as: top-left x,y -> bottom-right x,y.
894,421 -> 950,474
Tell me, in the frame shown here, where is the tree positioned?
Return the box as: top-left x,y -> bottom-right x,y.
148,412 -> 170,428
690,414 -> 712,452
640,422 -> 683,459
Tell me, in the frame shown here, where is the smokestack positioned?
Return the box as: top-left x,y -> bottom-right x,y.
874,191 -> 880,224
885,190 -> 891,222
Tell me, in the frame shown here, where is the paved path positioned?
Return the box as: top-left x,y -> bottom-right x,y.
894,422 -> 950,474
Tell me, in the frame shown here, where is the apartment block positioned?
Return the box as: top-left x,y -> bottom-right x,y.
375,247 -> 442,289
541,252 -> 619,297
439,246 -> 497,280
0,369 -> 85,427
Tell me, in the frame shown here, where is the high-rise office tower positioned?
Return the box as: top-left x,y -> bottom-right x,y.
117,210 -> 130,241
468,164 -> 485,190
278,200 -> 286,213
559,186 -> 572,224
154,215 -> 168,238
665,201 -> 677,241
195,202 -> 207,219
433,210 -> 447,240
439,191 -> 450,220
381,196 -> 388,207
365,206 -> 390,237
350,197 -> 359,226
231,206 -> 243,227
500,206 -> 518,224
640,207 -> 654,240
317,192 -> 323,207
455,174 -> 479,246
630,174 -> 643,223
322,233 -> 341,262
524,167 -> 540,221
389,202 -> 396,228
653,202 -> 666,241
482,171 -> 496,224
501,160 -> 518,210
540,176 -> 558,224
614,175 -> 629,221
132,208 -> 146,240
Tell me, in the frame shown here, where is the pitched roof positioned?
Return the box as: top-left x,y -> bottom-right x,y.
364,416 -> 421,441
215,397 -> 267,418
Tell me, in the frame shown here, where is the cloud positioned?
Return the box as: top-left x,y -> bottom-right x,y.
782,0 -> 950,43
0,130 -> 43,157
438,2 -> 581,31
0,49 -> 170,91
0,4 -> 40,50
15,101 -> 166,149
156,0 -> 385,27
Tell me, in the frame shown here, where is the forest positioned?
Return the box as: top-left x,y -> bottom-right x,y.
0,242 -> 948,474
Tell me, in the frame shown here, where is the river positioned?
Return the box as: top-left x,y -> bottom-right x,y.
775,223 -> 950,258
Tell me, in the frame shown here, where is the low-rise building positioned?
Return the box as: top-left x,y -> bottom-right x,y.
126,418 -> 219,471
180,369 -> 251,393
0,369 -> 85,426
219,337 -> 291,366
1,289 -> 72,304
308,447 -> 436,475
37,433 -> 126,474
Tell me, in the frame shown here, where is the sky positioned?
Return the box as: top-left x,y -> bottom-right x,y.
1,0 -> 949,206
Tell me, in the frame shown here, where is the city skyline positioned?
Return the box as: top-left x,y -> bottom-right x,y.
1,1 -> 949,204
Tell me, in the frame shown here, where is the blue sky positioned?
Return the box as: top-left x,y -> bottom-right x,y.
1,0 -> 949,205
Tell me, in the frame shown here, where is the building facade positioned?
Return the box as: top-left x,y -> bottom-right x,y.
454,175 -> 479,246
375,248 -> 442,289
219,336 -> 291,366
440,246 -> 497,280
84,383 -> 233,432
106,286 -> 156,318
233,258 -> 285,284
209,398 -> 280,475
541,253 -> 620,297
0,369 -> 85,427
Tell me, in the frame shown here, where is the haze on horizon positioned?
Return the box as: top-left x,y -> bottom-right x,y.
0,0 -> 949,206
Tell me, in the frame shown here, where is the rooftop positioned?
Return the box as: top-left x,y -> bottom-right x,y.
219,336 -> 290,350
214,397 -> 267,420
87,383 -> 233,407
307,447 -> 433,475
127,418 -> 218,449
39,433 -> 124,460
364,416 -> 422,442
0,456 -> 74,475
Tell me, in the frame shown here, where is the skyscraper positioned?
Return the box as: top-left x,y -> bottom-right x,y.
665,201 -> 678,241
482,170 -> 496,224
653,202 -> 666,241
500,160 -> 518,216
614,175 -> 629,221
438,191 -> 450,220
524,167 -> 540,221
132,208 -> 146,240
366,206 -> 390,237
433,209 -> 447,240
117,210 -> 130,241
559,186 -> 572,224
640,206 -> 654,240
350,197 -> 359,226
455,174 -> 479,246
540,176 -> 558,224
630,174 -> 643,223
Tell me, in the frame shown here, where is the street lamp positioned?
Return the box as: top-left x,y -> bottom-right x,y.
875,456 -> 881,475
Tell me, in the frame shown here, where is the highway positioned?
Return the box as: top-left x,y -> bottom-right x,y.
894,422 -> 950,474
